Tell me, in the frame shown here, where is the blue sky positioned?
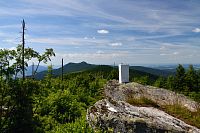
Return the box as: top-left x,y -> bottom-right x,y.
0,0 -> 200,65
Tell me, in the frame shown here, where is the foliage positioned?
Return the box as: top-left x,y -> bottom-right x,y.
30,71 -> 107,132
174,64 -> 186,91
133,76 -> 150,85
165,75 -> 175,90
0,44 -> 55,133
48,116 -> 95,133
0,79 -> 39,132
154,76 -> 166,88
1,42 -> 200,132
0,44 -> 55,79
153,64 -> 200,102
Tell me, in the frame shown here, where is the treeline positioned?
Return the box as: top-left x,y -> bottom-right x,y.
153,64 -> 200,102
125,64 -> 200,102
1,71 -> 106,132
0,44 -> 56,132
33,71 -> 106,132
1,43 -> 200,132
0,44 -> 112,132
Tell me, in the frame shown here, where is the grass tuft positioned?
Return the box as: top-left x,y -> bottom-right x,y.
127,97 -> 159,108
127,97 -> 200,128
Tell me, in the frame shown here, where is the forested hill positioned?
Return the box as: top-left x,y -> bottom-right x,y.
130,66 -> 175,77
34,63 -> 159,84
35,61 -> 96,79
34,62 -> 173,80
26,65 -> 47,76
83,65 -> 159,82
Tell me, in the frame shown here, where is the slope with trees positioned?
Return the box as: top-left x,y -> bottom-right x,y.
153,64 -> 200,102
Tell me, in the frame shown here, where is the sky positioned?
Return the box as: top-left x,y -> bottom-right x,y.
0,0 -> 200,65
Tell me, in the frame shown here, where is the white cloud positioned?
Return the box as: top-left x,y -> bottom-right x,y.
2,39 -> 18,44
160,46 -> 166,50
192,28 -> 200,33
0,24 -> 20,29
160,51 -> 179,56
84,37 -> 95,40
1,0 -> 199,36
160,53 -> 167,56
1,0 -> 200,65
97,29 -> 109,34
52,51 -> 130,65
96,50 -> 104,54
109,42 -> 122,47
28,36 -> 109,46
0,47 -> 16,50
9,47 -> 16,50
173,52 -> 179,55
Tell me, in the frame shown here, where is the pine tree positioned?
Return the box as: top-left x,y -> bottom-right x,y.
185,65 -> 198,92
174,64 -> 186,91
154,76 -> 165,88
197,69 -> 200,92
166,75 -> 175,90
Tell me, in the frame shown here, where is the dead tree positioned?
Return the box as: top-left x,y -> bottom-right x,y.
22,20 -> 25,80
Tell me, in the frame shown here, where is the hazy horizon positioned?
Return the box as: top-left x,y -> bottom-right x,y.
0,0 -> 200,65
29,61 -> 200,68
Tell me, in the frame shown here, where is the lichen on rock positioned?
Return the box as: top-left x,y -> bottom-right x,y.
87,99 -> 200,133
87,80 -> 200,133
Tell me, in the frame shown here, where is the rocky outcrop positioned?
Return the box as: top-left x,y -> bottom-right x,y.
104,80 -> 199,112
87,99 -> 200,133
87,80 -> 200,133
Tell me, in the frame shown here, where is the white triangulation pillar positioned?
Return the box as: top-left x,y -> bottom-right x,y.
119,64 -> 129,83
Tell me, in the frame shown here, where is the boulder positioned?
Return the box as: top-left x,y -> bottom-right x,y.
87,99 -> 200,133
87,80 -> 200,132
104,80 -> 199,112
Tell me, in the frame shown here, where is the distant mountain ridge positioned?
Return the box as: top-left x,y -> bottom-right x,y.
35,61 -> 96,79
34,61 -> 175,80
130,66 -> 175,77
26,65 -> 47,76
151,64 -> 200,73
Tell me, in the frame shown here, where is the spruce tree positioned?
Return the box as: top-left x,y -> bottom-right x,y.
185,65 -> 197,92
166,75 -> 175,90
154,76 -> 165,88
174,64 -> 186,91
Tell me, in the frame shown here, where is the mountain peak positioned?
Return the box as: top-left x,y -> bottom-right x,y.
80,61 -> 88,64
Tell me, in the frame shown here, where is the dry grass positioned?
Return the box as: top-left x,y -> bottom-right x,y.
127,97 -> 200,129
127,97 -> 159,108
161,105 -> 200,128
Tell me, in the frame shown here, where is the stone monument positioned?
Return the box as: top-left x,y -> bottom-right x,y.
119,64 -> 129,83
